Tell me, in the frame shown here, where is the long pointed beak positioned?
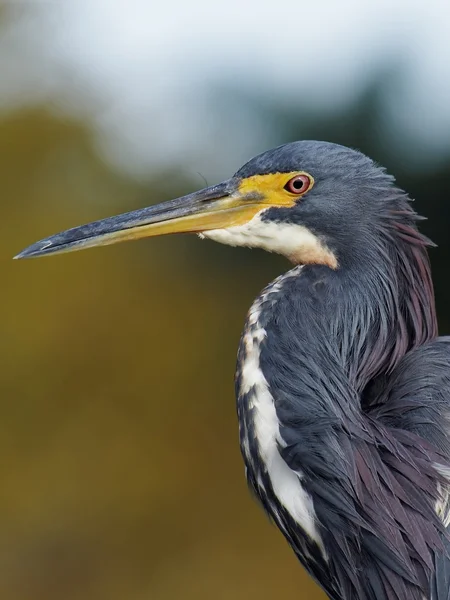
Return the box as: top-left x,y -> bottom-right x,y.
14,179 -> 263,260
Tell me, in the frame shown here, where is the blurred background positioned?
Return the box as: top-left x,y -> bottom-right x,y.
2,1 -> 450,599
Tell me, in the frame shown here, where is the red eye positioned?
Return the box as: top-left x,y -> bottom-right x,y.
284,174 -> 312,194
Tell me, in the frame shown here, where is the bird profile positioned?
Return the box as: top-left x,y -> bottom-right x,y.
16,141 -> 450,600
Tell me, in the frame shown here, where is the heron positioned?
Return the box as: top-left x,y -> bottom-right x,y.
16,140 -> 450,599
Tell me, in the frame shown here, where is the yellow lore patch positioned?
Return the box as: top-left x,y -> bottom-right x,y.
238,171 -> 314,206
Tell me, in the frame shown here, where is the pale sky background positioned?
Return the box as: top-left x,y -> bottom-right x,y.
1,0 -> 449,180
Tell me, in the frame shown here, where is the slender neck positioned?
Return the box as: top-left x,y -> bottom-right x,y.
349,202 -> 437,387
258,209 -> 437,412
239,209 -> 442,600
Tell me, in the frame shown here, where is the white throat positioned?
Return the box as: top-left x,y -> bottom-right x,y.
200,211 -> 337,268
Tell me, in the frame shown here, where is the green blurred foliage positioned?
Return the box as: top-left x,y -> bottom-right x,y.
2,80 -> 450,600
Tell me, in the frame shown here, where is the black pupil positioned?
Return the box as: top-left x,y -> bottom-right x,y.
292,178 -> 304,190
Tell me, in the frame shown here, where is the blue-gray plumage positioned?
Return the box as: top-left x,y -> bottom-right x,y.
16,141 -> 450,600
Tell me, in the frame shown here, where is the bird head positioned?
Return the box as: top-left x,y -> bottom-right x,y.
14,141 -> 405,268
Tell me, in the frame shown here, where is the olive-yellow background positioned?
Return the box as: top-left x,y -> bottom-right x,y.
2,4 -> 450,600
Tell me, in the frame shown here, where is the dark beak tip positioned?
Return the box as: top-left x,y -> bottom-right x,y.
13,249 -> 29,260
13,240 -> 53,260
